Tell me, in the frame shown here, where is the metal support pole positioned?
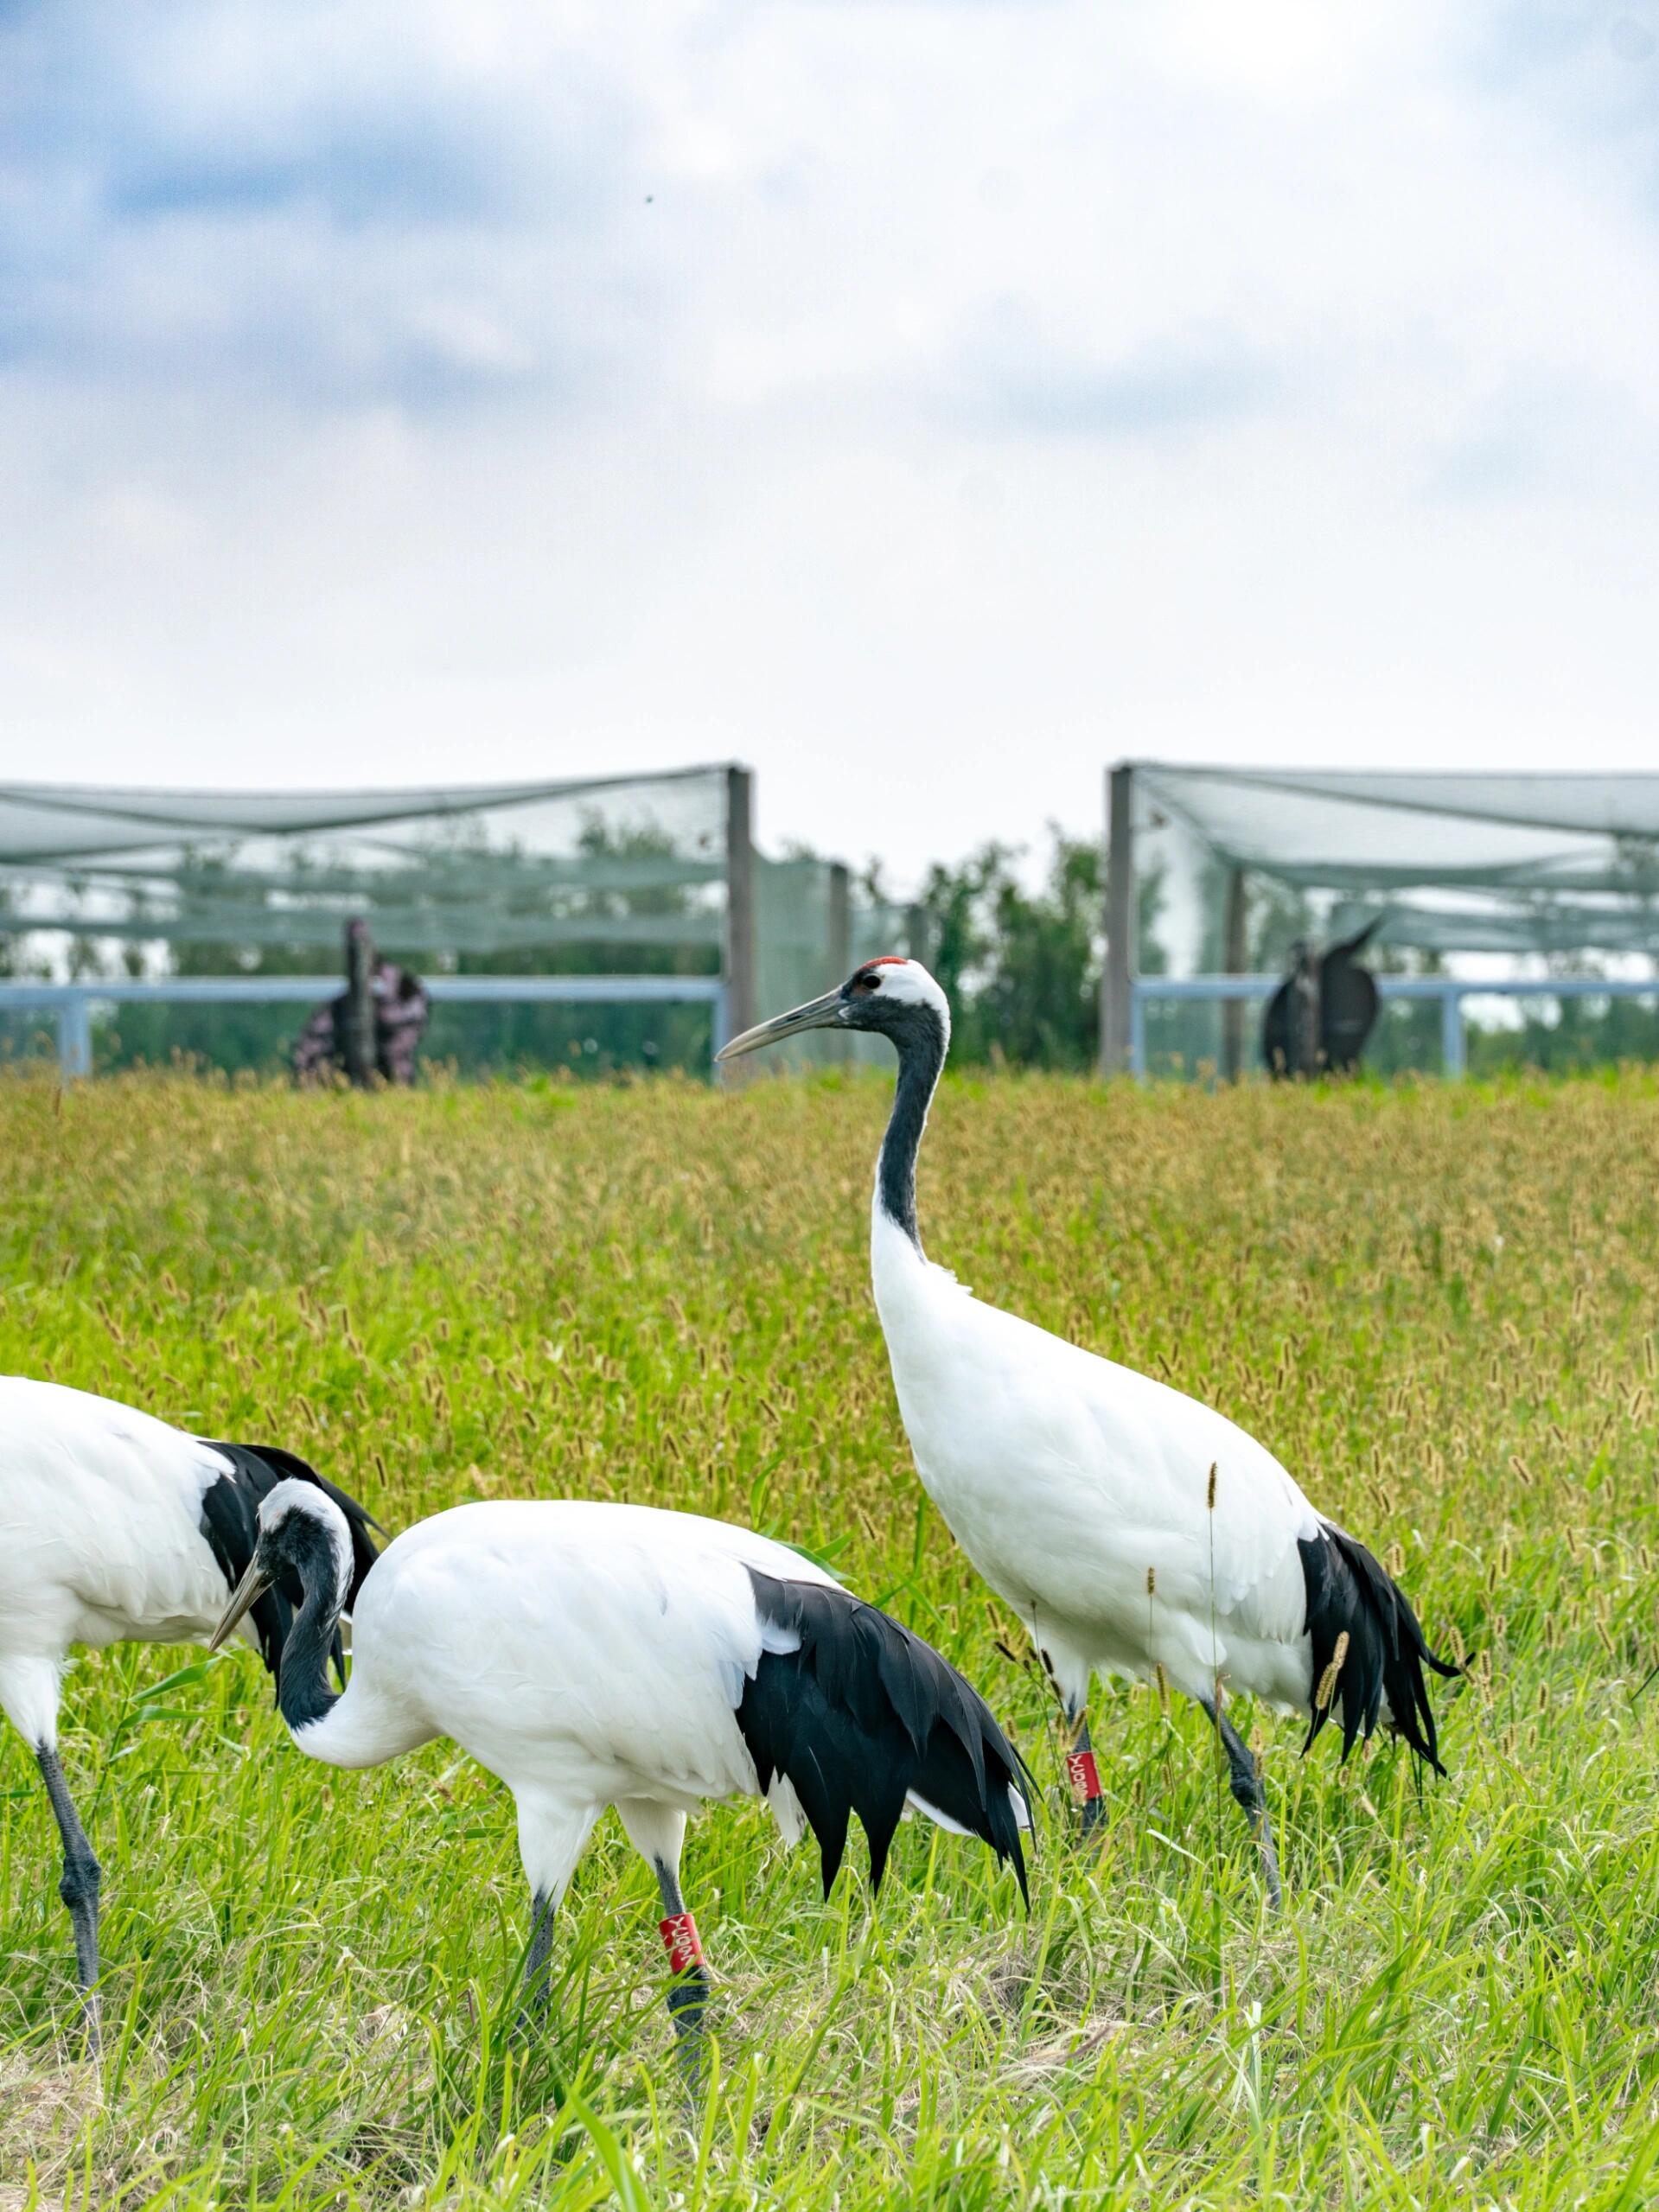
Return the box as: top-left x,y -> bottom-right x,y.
57,994 -> 93,1081
343,918 -> 376,1088
1440,985 -> 1465,1079
1220,864 -> 1247,1081
1100,763 -> 1135,1076
826,862 -> 852,1062
722,766 -> 757,1077
826,863 -> 852,979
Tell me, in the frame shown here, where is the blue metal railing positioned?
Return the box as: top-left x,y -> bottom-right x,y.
14,969 -> 1653,1083
1130,973 -> 1659,1080
0,974 -> 728,1080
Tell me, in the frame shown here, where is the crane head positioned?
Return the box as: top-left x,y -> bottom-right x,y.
717,956 -> 950,1062
209,1479 -> 356,1652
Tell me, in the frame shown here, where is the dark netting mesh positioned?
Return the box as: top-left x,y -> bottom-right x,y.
0,771 -> 730,959
756,857 -> 916,1069
1133,765 -> 1659,966
1121,764 -> 1659,1077
0,772 -> 909,1076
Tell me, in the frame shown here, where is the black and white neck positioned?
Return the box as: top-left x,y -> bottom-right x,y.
876,996 -> 949,1253
256,1481 -> 354,1739
711,952 -> 953,1260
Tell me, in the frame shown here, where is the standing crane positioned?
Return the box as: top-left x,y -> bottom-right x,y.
0,1377 -> 379,2043
718,959 -> 1457,1905
209,1485 -> 1030,2066
1262,919 -> 1382,1079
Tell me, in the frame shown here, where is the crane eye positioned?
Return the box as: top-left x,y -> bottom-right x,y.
849,972 -> 881,996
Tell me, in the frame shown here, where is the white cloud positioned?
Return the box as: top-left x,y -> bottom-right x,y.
2,0 -> 1657,885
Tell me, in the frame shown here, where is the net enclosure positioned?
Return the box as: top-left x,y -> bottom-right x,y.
0,767 -> 909,1075
1101,763 -> 1659,1074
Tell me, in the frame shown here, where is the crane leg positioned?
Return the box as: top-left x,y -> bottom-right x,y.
653,1858 -> 711,2083
616,1799 -> 710,2081
519,1889 -> 558,2030
1199,1697 -> 1282,1911
1063,1702 -> 1106,1840
512,1794 -> 600,2037
35,1747 -> 102,2048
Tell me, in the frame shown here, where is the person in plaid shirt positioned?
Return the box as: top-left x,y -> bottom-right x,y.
292,959 -> 430,1085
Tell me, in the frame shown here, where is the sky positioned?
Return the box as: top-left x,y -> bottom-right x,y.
3,0 -> 1657,892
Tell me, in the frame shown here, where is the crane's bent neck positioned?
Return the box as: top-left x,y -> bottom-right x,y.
275,1583 -> 400,1768
258,1507 -> 405,1770
275,1579 -> 344,1745
265,1510 -> 383,1765
876,1011 -> 948,1254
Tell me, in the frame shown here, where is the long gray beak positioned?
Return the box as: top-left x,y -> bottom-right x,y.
716,987 -> 845,1062
209,1559 -> 274,1651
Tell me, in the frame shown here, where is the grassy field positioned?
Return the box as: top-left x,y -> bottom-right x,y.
3,1067 -> 1659,2209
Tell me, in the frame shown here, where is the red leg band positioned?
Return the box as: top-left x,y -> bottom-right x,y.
1066,1749 -> 1103,1804
660,1912 -> 705,1974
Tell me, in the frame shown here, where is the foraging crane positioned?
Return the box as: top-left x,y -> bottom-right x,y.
718,959 -> 1457,1905
0,1377 -> 379,2043
210,1486 -> 1030,2063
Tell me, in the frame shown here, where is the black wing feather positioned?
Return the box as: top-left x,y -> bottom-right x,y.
1325,915 -> 1383,965
197,1440 -> 381,1694
737,1571 -> 1030,1905
1298,1520 -> 1460,1774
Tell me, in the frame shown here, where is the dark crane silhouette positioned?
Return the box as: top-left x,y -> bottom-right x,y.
1263,919 -> 1382,1079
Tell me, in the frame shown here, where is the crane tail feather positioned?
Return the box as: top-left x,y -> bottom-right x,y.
736,1571 -> 1030,1907
1298,1520 -> 1459,1775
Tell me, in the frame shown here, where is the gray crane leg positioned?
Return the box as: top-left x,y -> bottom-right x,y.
1198,1697 -> 1282,1910
36,1747 -> 102,2049
654,1858 -> 711,2083
519,1887 -> 558,2032
1065,1706 -> 1107,1839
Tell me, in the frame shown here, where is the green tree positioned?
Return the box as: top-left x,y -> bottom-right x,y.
914,827 -> 1159,1068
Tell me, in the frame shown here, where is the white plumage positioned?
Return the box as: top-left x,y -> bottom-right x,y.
211,1486 -> 1030,2061
283,1501 -> 843,1859
0,1380 -> 254,1743
871,1225 -> 1318,1713
0,1375 -> 378,2039
719,957 -> 1456,1903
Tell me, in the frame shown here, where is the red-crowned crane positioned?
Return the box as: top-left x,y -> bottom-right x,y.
718,959 -> 1457,1906
0,1377 -> 379,2042
210,1485 -> 1030,2068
